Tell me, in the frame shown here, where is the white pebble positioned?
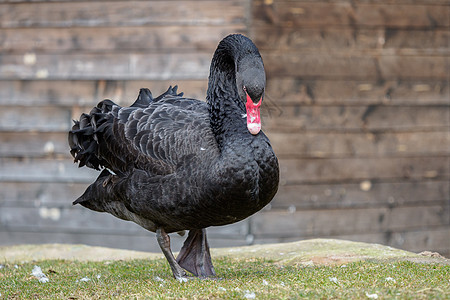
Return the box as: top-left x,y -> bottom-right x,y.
244,291 -> 256,299
39,277 -> 49,283
31,266 -> 49,283
366,292 -> 378,299
329,277 -> 339,284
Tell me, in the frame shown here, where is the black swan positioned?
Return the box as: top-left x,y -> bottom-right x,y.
68,34 -> 279,279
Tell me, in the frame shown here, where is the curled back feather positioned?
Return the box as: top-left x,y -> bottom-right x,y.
69,86 -> 217,176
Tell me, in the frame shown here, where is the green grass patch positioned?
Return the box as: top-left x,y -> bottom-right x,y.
1,257 -> 449,299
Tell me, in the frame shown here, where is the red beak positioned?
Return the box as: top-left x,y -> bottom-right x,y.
245,92 -> 262,135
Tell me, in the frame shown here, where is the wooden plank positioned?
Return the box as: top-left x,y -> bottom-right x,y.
0,230 -> 249,252
0,1 -> 246,28
1,0 -> 449,4
0,79 -> 446,107
0,230 -> 167,253
0,131 -> 70,158
278,156 -> 449,184
1,130 -> 447,159
378,55 -> 449,80
263,52 -> 377,80
253,27 -> 450,52
2,52 -> 446,81
1,155 -> 447,184
383,28 -> 450,50
390,227 -> 450,255
271,180 -> 449,209
0,52 -> 211,80
2,105 -> 446,133
251,204 -> 450,238
268,131 -> 450,158
0,25 -> 245,54
263,53 -> 449,80
0,106 -> 72,131
0,157 -> 98,183
0,182 -> 88,207
2,180 -> 447,211
264,79 -> 449,106
4,26 -> 447,55
0,206 -> 144,234
0,80 -> 208,107
0,207 -> 248,251
253,1 -> 449,28
263,105 -> 449,132
0,206 -> 248,236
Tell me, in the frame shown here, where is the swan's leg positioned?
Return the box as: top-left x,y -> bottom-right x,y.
176,228 -> 216,278
156,228 -> 186,279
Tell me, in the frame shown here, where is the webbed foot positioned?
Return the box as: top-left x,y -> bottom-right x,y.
176,228 -> 216,278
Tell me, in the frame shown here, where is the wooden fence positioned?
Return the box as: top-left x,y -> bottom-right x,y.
0,0 -> 448,257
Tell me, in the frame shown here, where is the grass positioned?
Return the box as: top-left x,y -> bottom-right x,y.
1,257 -> 449,299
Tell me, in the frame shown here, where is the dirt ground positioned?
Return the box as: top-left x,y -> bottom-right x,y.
1,239 -> 448,266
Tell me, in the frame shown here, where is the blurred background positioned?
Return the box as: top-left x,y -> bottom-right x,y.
0,0 -> 448,257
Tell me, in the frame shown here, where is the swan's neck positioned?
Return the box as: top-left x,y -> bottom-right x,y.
207,69 -> 247,148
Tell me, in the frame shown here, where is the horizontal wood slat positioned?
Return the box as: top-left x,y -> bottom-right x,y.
0,26 -> 244,54
0,230 -> 249,252
1,79 -> 447,107
278,156 -> 449,184
0,106 -> 72,131
0,0 -> 449,4
253,27 -> 450,52
253,1 -> 449,28
264,53 -> 449,80
0,158 -> 97,183
269,131 -> 450,158
2,180 -> 447,210
0,206 -> 248,237
264,105 -> 449,132
0,156 -> 447,184
251,205 -> 450,237
3,26 -> 448,56
0,80 -> 208,107
0,53 -> 211,80
0,182 -> 89,207
1,130 -> 448,159
0,1 -> 246,28
1,105 -> 446,132
265,79 -> 449,106
272,180 -> 449,209
2,53 -> 447,81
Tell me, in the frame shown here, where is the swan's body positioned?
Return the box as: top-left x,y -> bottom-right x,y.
69,34 -> 279,279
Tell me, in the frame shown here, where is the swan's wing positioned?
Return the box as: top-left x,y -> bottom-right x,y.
69,93 -> 217,175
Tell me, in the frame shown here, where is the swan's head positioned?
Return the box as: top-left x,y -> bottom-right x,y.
208,34 -> 266,135
236,50 -> 266,135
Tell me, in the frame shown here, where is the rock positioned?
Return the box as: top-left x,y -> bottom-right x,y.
0,239 -> 448,265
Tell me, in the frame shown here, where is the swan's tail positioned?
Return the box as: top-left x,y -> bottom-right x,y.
69,86 -> 184,171
68,99 -> 115,170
